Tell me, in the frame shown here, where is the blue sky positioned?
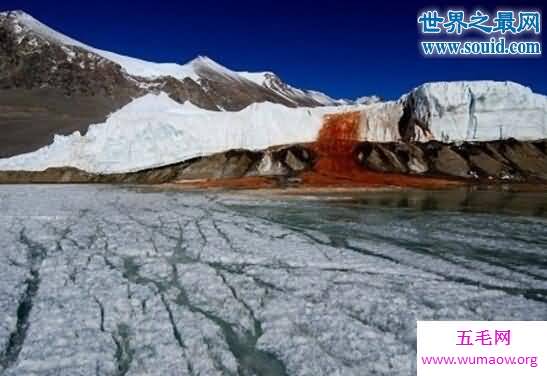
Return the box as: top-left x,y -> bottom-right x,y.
2,0 -> 545,99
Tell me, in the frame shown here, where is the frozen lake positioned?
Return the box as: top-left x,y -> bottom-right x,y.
0,186 -> 545,375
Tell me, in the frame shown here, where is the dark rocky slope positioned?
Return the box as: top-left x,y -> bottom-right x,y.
1,140 -> 546,186
0,14 -> 141,156
356,139 -> 547,182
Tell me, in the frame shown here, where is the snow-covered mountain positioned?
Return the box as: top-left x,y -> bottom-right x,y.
238,71 -> 351,106
355,95 -> 382,105
0,9 -> 365,157
0,10 -> 345,107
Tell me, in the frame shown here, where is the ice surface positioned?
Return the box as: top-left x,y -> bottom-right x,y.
0,186 -> 544,375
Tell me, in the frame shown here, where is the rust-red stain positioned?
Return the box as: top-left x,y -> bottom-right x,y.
302,111 -> 463,189
316,112 -> 361,156
312,111 -> 362,176
170,111 -> 464,190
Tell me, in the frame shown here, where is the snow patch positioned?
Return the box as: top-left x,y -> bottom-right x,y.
238,71 -> 273,86
355,96 -> 382,105
239,72 -> 344,106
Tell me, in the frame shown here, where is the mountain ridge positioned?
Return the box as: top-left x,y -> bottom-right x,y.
0,9 -> 356,107
1,9 -> 375,157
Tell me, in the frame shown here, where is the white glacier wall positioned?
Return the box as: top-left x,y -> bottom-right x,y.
406,81 -> 547,142
357,102 -> 403,142
0,93 -> 360,174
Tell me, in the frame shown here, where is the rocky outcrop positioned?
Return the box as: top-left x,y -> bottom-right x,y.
284,150 -> 308,172
430,145 -> 471,178
153,76 -> 219,111
464,146 -> 509,178
176,150 -> 260,180
494,140 -> 547,180
0,145 -> 315,184
0,17 -> 140,97
356,139 -> 547,182
405,144 -> 429,174
250,152 -> 289,176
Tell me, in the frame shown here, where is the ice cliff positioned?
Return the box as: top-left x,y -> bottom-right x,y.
403,81 -> 547,142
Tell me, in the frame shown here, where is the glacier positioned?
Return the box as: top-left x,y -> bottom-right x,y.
0,81 -> 545,174
0,81 -> 547,173
0,186 -> 545,375
406,81 -> 547,142
0,93 -> 362,173
0,92 -> 409,173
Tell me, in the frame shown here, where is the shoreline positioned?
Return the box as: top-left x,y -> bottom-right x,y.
155,177 -> 547,195
1,171 -> 546,193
